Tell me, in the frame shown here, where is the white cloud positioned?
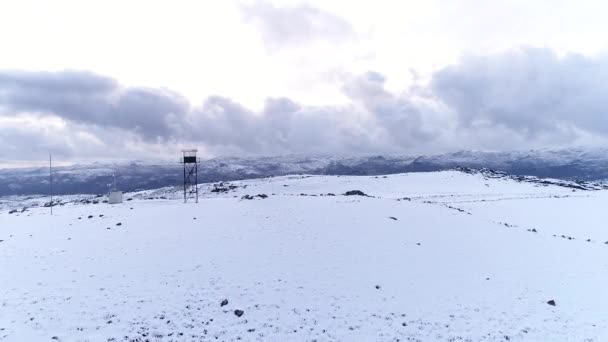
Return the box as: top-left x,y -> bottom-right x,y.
3,47 -> 608,163
1,1 -> 608,164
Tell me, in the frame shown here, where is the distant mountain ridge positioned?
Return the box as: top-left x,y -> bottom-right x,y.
1,148 -> 608,196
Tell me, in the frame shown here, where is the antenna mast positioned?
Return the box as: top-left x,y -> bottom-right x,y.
49,154 -> 53,215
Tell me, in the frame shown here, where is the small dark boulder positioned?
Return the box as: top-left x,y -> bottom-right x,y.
234,309 -> 244,317
547,300 -> 556,306
87,215 -> 93,219
220,299 -> 228,307
389,217 -> 398,221
116,222 -> 122,226
344,190 -> 367,196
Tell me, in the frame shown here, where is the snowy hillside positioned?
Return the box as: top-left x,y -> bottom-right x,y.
1,170 -> 608,341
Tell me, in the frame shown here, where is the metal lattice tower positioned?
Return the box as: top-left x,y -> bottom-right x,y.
180,149 -> 200,203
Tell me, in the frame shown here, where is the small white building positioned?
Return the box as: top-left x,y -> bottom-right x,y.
109,190 -> 123,204
108,173 -> 122,204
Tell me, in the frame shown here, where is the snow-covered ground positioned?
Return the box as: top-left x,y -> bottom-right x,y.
1,171 -> 607,341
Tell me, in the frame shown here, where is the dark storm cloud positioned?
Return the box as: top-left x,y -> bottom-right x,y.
240,1 -> 355,49
343,72 -> 437,146
2,46 -> 608,163
185,96 -> 377,155
431,47 -> 608,138
0,70 -> 188,141
0,124 -> 74,158
0,70 -> 382,157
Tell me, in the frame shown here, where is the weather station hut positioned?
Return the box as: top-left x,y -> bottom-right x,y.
108,173 -> 123,204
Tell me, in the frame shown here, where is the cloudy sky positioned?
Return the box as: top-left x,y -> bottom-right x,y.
1,0 -> 607,166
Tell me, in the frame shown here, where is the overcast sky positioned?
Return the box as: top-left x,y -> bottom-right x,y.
1,0 -> 608,166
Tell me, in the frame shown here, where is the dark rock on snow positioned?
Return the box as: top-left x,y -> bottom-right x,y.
344,190 -> 368,196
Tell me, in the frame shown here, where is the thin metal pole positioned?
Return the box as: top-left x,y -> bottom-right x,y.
49,154 -> 53,215
195,160 -> 198,203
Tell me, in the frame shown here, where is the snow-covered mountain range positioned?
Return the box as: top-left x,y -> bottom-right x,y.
2,148 -> 608,196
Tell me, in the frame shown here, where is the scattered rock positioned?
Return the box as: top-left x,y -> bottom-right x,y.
547,300 -> 556,306
234,309 -> 244,317
389,216 -> 398,221
8,210 -> 17,214
241,194 -> 268,200
375,285 -> 381,290
211,183 -> 239,193
220,299 -> 228,307
87,215 -> 93,219
344,190 -> 368,196
116,223 -> 122,226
